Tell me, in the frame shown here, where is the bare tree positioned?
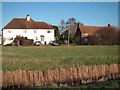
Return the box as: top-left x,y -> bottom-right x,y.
67,18 -> 76,26
59,19 -> 67,35
59,18 -> 84,35
59,18 -> 84,45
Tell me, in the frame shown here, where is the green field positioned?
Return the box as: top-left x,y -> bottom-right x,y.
2,45 -> 118,71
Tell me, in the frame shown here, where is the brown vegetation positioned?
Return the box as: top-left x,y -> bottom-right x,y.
14,37 -> 33,46
93,27 -> 118,45
2,64 -> 120,88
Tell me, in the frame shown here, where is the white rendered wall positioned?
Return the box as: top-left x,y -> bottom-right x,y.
3,29 -> 55,45
0,36 -> 1,44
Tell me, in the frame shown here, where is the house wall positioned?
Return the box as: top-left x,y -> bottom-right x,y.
0,36 -> 1,45
3,29 -> 55,45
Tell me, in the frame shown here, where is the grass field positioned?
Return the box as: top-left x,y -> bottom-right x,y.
2,45 -> 118,71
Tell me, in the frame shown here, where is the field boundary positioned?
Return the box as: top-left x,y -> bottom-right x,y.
2,64 -> 120,88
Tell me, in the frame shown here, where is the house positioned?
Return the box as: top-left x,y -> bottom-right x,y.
2,15 -> 55,45
74,23 -> 118,45
61,23 -> 118,45
0,35 -> 1,45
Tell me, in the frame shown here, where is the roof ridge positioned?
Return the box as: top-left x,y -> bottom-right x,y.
35,21 -> 47,23
3,18 -> 53,29
13,18 -> 26,19
81,25 -> 110,27
13,18 -> 35,22
36,21 -> 43,22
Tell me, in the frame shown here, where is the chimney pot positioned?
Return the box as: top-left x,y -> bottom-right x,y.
26,15 -> 30,21
108,24 -> 110,27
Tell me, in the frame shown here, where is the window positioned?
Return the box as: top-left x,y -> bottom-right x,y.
47,30 -> 51,33
36,37 -> 38,40
84,38 -> 88,43
8,30 -> 11,33
34,30 -> 37,33
34,36 -> 38,40
40,35 -> 44,41
84,33 -> 88,37
24,30 -> 27,33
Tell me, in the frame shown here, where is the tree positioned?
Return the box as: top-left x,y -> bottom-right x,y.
78,21 -> 84,26
59,18 -> 84,44
67,18 -> 76,26
118,28 -> 120,45
93,27 -> 118,45
66,18 -> 76,38
59,18 -> 84,36
52,25 -> 60,38
66,18 -> 84,43
58,19 -> 66,35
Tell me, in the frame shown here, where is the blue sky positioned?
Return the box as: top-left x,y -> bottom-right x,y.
1,2 -> 118,28
1,0 -> 120,2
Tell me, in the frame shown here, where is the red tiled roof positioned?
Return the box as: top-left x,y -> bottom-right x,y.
3,18 -> 53,29
79,26 -> 115,36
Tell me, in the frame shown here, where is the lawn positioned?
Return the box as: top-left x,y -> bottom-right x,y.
2,45 -> 118,71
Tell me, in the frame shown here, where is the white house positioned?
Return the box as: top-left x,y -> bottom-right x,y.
0,35 -> 1,45
2,15 -> 55,45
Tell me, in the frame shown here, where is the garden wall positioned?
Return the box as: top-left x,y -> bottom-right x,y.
2,64 -> 120,88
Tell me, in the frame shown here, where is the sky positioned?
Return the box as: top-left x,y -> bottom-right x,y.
1,0 -> 120,2
1,2 -> 119,29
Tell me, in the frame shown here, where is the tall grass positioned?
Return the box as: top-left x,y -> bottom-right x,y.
2,64 -> 119,88
2,45 -> 118,71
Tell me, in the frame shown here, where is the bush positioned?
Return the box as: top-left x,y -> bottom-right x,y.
14,37 -> 34,46
58,40 -> 62,45
93,27 -> 118,45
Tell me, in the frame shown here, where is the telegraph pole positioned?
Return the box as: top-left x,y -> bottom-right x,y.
68,26 -> 70,46
68,30 -> 69,46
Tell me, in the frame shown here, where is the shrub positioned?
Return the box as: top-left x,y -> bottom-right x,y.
93,27 -> 118,45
